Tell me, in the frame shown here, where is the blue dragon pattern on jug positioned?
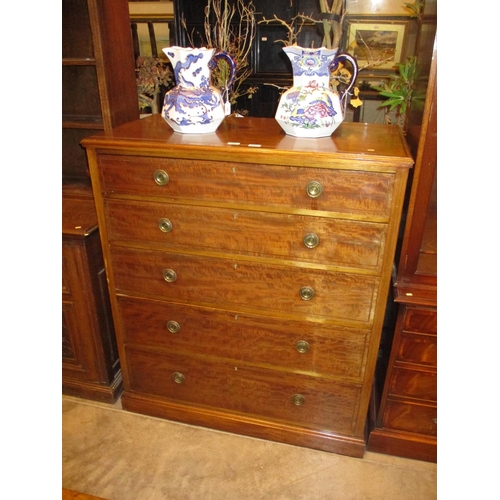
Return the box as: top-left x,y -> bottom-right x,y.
161,47 -> 236,134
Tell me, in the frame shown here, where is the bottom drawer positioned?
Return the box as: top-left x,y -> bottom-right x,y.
126,348 -> 360,434
383,400 -> 437,436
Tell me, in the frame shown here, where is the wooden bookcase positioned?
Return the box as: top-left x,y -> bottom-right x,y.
62,0 -> 139,401
62,0 -> 139,183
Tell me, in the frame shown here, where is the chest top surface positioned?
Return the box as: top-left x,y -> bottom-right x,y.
81,115 -> 413,169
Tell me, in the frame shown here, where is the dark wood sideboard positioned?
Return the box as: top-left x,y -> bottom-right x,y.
62,185 -> 122,402
82,115 -> 412,456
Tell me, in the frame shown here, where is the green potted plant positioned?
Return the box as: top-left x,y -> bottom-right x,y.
372,56 -> 420,133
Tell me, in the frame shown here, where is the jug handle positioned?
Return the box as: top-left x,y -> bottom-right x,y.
330,53 -> 359,111
210,51 -> 237,114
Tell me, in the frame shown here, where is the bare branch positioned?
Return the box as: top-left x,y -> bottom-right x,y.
259,13 -> 317,46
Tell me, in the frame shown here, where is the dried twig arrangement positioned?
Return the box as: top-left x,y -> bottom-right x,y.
318,0 -> 346,50
259,13 -> 318,47
258,5 -> 359,108
259,1 -> 346,50
182,0 -> 258,108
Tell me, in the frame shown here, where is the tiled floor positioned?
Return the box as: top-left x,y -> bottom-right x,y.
62,395 -> 437,500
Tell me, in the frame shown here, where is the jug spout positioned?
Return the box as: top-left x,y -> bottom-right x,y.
283,46 -> 338,88
162,46 -> 215,89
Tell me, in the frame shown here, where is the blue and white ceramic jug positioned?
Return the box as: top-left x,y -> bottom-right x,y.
162,46 -> 236,134
275,46 -> 358,138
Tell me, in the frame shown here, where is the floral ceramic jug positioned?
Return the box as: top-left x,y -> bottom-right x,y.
275,46 -> 358,138
162,46 -> 236,134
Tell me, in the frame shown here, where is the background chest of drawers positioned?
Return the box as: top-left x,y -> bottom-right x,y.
369,304 -> 437,460
82,115 -> 412,457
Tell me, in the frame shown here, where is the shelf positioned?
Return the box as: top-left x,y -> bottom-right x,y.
63,57 -> 96,66
393,284 -> 437,309
129,13 -> 174,22
63,115 -> 104,129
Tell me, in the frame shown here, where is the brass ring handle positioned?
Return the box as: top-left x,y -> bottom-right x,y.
163,268 -> 177,282
172,372 -> 185,384
158,218 -> 173,233
154,169 -> 169,186
303,233 -> 319,249
166,320 -> 181,333
299,286 -> 315,301
295,340 -> 310,354
292,394 -> 305,406
305,181 -> 323,198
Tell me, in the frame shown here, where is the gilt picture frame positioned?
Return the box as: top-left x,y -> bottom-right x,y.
346,19 -> 407,70
345,0 -> 411,16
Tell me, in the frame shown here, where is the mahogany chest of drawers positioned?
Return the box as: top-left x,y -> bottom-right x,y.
82,115 -> 412,457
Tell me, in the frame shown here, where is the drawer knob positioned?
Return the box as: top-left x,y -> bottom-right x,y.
295,340 -> 310,353
299,286 -> 315,301
292,394 -> 305,406
303,233 -> 320,249
163,268 -> 177,282
166,320 -> 181,333
154,169 -> 169,186
172,372 -> 185,384
305,181 -> 323,198
158,218 -> 173,233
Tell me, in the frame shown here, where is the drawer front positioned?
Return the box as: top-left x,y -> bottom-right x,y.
98,155 -> 395,218
111,247 -> 379,323
118,297 -> 370,379
397,332 -> 437,367
105,199 -> 387,271
126,347 -> 360,433
389,366 -> 437,402
383,400 -> 437,436
403,307 -> 437,335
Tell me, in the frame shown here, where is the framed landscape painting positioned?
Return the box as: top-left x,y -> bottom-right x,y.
346,20 -> 407,70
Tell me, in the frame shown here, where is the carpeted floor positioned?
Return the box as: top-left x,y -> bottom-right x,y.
62,395 -> 437,500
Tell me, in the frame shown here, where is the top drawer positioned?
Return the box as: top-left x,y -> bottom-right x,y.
98,155 -> 396,219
